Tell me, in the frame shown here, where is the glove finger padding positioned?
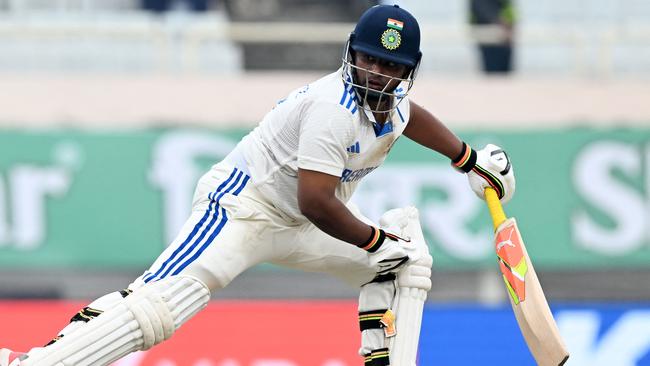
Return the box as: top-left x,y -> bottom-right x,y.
379,207 -> 426,263
378,208 -> 411,232
468,143 -> 516,203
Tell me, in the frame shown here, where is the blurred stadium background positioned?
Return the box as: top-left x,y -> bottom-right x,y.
0,0 -> 649,365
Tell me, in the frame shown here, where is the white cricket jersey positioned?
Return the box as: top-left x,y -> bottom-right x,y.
232,67 -> 411,222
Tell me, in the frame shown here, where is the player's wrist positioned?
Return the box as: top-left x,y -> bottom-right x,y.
451,141 -> 477,173
359,226 -> 387,253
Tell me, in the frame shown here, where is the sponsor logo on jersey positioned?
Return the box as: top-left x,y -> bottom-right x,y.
346,141 -> 361,154
340,166 -> 377,183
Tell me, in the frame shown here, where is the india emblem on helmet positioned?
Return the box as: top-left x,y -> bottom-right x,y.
381,29 -> 401,50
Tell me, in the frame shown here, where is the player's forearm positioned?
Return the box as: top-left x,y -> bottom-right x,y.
404,120 -> 463,159
300,196 -> 372,246
403,101 -> 464,159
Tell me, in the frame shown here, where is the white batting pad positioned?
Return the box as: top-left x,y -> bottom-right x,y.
389,254 -> 433,366
388,207 -> 432,366
357,207 -> 433,365
21,275 -> 210,366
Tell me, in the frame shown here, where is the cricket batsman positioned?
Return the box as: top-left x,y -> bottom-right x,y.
1,4 -> 515,366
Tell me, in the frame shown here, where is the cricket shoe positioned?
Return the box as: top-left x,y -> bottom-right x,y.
0,349 -> 28,366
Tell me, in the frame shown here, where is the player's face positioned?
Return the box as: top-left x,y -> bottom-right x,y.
353,51 -> 409,96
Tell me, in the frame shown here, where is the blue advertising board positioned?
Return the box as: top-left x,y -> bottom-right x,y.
419,304 -> 650,366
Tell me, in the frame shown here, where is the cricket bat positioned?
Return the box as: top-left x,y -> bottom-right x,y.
485,188 -> 570,366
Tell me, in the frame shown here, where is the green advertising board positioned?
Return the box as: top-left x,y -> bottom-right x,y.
0,127 -> 648,270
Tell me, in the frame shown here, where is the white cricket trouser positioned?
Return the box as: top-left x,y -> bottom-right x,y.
134,160 -> 377,292
20,160 -> 425,366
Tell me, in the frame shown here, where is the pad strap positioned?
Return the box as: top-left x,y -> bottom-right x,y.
45,335 -> 63,347
364,348 -> 390,366
70,307 -> 104,323
359,309 -> 396,337
119,289 -> 133,298
358,309 -> 387,331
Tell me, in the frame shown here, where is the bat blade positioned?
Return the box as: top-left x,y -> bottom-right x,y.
495,217 -> 570,366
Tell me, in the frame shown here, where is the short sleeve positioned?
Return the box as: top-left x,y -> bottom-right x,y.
298,102 -> 355,177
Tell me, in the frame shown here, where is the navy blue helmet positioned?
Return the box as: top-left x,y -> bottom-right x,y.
342,4 -> 422,113
349,4 -> 422,68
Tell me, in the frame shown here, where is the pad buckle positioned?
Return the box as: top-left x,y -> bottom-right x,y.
380,309 -> 396,337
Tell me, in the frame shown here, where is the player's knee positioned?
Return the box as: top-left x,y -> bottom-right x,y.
125,275 -> 210,350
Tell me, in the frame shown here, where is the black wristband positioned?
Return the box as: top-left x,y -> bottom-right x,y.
359,226 -> 386,253
451,142 -> 477,173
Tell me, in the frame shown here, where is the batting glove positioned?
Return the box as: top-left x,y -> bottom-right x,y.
360,226 -> 410,275
452,142 -> 516,203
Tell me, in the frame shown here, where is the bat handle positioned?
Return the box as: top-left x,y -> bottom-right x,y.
485,188 -> 507,230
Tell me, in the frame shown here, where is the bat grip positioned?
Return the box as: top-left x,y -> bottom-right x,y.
485,188 -> 507,230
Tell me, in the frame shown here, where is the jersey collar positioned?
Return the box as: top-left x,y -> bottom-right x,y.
361,108 -> 395,138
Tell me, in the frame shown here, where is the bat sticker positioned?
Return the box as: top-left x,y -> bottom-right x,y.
495,223 -> 528,304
